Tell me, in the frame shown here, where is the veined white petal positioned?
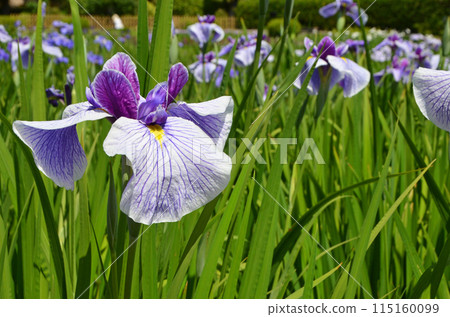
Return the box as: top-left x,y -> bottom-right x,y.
103,116 -> 232,225
168,96 -> 234,151
413,68 -> 450,131
13,102 -> 111,189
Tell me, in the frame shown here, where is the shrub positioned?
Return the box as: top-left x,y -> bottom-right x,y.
236,0 -> 450,35
267,17 -> 301,37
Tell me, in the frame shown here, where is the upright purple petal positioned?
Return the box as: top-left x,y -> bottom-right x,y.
167,63 -> 189,105
103,52 -> 140,103
316,36 -> 336,59
327,55 -> 370,97
168,96 -> 234,151
12,102 -> 111,189
293,57 -> 328,95
319,1 -> 340,18
103,116 -> 232,225
91,69 -> 138,119
412,68 -> 450,132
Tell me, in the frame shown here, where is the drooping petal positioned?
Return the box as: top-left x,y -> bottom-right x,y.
103,116 -> 232,225
189,61 -> 217,83
187,23 -> 209,47
234,46 -> 256,67
12,102 -> 112,189
103,52 -> 140,102
91,69 -> 138,119
346,5 -> 368,26
0,25 -> 12,43
327,55 -> 370,97
168,63 -> 189,105
412,68 -> 450,132
42,42 -> 63,58
293,57 -> 328,95
319,1 -> 340,18
210,23 -> 225,43
168,96 -> 234,150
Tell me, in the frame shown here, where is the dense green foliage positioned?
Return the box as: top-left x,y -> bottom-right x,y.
0,0 -> 449,300
236,0 -> 449,34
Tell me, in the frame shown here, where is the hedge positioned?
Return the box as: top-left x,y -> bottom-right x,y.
236,0 -> 450,35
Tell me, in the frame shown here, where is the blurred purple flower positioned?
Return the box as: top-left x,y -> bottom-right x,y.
220,34 -> 272,68
294,36 -> 370,97
53,21 -> 74,36
66,66 -> 75,85
374,56 -> 411,84
189,52 -> 228,87
94,35 -> 113,51
0,25 -> 12,43
187,15 -> 224,49
345,39 -> 365,53
319,0 -> 368,26
0,48 -> 9,62
374,34 -> 412,56
87,51 -> 104,65
46,32 -> 74,49
46,86 -> 65,107
54,56 -> 69,64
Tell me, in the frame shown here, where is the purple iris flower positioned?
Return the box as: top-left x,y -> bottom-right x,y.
46,32 -> 74,49
319,0 -> 368,26
411,46 -> 440,70
66,66 -> 75,86
87,51 -> 104,65
374,56 -> 411,84
294,36 -> 370,97
189,52 -> 229,87
374,34 -> 412,57
13,53 -> 233,225
221,34 -> 272,68
53,21 -> 74,36
46,86 -> 65,107
187,15 -> 224,49
412,68 -> 450,132
345,39 -> 365,53
94,35 -> 113,52
0,25 -> 12,43
54,56 -> 69,64
0,48 -> 9,62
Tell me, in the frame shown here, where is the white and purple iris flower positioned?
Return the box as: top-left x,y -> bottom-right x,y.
219,34 -> 273,68
189,51 -> 227,87
13,53 -> 233,225
0,25 -> 12,43
294,36 -> 370,97
374,56 -> 411,84
7,36 -> 63,72
412,68 -> 450,132
319,0 -> 368,26
187,15 -> 224,49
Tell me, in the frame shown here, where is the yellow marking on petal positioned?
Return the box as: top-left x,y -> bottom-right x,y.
148,124 -> 164,148
341,57 -> 348,62
307,56 -> 313,61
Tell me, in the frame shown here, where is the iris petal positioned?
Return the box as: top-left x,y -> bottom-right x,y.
319,2 -> 340,18
168,96 -> 234,151
413,68 -> 450,132
327,55 -> 370,97
103,116 -> 232,225
12,102 -> 112,189
91,69 -> 138,119
103,52 -> 140,102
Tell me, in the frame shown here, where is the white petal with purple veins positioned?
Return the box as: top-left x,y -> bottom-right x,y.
168,96 -> 234,151
103,116 -> 232,225
327,55 -> 370,97
13,102 -> 111,189
413,68 -> 450,132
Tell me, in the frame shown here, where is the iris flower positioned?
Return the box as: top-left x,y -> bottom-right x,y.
187,15 -> 224,49
189,51 -> 227,87
219,34 -> 273,68
294,36 -> 370,97
374,56 -> 411,84
94,35 -> 113,52
13,53 -> 233,225
87,51 -> 104,65
52,21 -> 74,36
412,68 -> 450,132
0,25 -> 12,43
8,37 -> 63,72
0,48 -> 9,62
319,0 -> 368,26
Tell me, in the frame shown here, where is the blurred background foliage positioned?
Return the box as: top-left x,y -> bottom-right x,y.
1,0 -> 449,34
